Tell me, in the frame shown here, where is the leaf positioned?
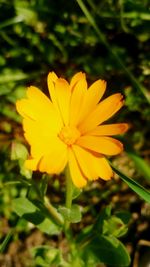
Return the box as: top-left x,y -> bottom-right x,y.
127,150 -> 150,181
0,229 -> 14,253
112,165 -> 150,203
12,197 -> 61,235
93,205 -> 112,232
70,204 -> 82,223
82,235 -> 130,266
11,142 -> 32,179
11,142 -> 28,160
115,211 -> 131,225
58,204 -> 82,223
72,187 -> 82,200
102,216 -> 128,238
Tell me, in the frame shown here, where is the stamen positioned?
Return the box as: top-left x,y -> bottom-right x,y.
58,126 -> 80,145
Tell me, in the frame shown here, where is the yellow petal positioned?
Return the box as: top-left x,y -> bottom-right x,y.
79,93 -> 124,134
47,71 -> 58,106
77,79 -> 107,125
16,99 -> 36,120
96,157 -> 113,180
25,157 -> 41,171
73,145 -> 113,180
24,123 -> 66,158
25,144 -> 68,174
16,86 -> 62,128
68,148 -> 87,188
23,116 -> 61,152
89,123 -> 129,136
76,135 -> 123,155
48,71 -> 58,83
70,72 -> 86,90
70,76 -> 87,126
54,78 -> 71,125
38,145 -> 68,174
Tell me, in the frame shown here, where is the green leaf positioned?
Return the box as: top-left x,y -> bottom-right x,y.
0,229 -> 14,253
11,142 -> 28,161
72,187 -> 82,200
0,16 -> 24,30
127,150 -> 150,181
82,235 -> 130,266
70,204 -> 82,223
115,211 -> 131,225
93,205 -> 112,232
58,204 -> 82,223
112,165 -> 150,203
12,197 -> 61,235
103,216 -> 128,238
11,142 -> 32,179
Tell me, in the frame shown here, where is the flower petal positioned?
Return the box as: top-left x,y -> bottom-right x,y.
73,145 -> 113,180
23,117 -> 61,149
23,121 -> 66,158
70,72 -> 86,90
68,148 -> 87,188
76,135 -> 123,155
38,145 -> 68,174
79,93 -> 124,134
89,123 -> 129,136
47,71 -> 58,105
16,86 -> 62,128
25,144 -> 67,174
70,76 -> 87,126
54,78 -> 71,125
25,157 -> 41,171
48,74 -> 71,125
77,79 -> 107,125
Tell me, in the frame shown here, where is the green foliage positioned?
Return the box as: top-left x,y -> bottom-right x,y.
77,206 -> 131,266
0,0 -> 150,266
58,204 -> 82,223
112,165 -> 150,203
11,141 -> 32,179
12,197 -> 61,235
82,235 -> 130,266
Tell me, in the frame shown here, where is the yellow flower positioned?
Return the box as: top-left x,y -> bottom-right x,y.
16,72 -> 128,188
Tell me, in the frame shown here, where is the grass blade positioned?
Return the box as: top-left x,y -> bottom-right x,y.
0,229 -> 14,253
112,165 -> 150,203
127,150 -> 150,181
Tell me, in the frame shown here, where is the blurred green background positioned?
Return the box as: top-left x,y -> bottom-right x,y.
0,0 -> 150,266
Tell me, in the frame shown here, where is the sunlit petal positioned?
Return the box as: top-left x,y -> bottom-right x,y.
77,135 -> 123,155
77,79 -> 107,124
68,148 -> 87,188
47,71 -> 58,105
89,123 -> 129,136
38,146 -> 68,174
70,72 -> 86,90
54,78 -> 71,125
73,145 -> 113,180
70,76 -> 87,126
79,93 -> 124,134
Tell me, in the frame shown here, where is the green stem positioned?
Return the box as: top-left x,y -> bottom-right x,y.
44,196 -> 64,225
65,165 -> 74,231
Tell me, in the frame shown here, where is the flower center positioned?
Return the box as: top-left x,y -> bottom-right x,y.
58,126 -> 80,145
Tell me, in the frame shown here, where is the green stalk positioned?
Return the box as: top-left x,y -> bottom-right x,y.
65,165 -> 74,231
44,196 -> 64,225
76,0 -> 150,104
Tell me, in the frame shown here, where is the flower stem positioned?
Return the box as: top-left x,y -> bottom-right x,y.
44,196 -> 64,225
65,165 -> 74,231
